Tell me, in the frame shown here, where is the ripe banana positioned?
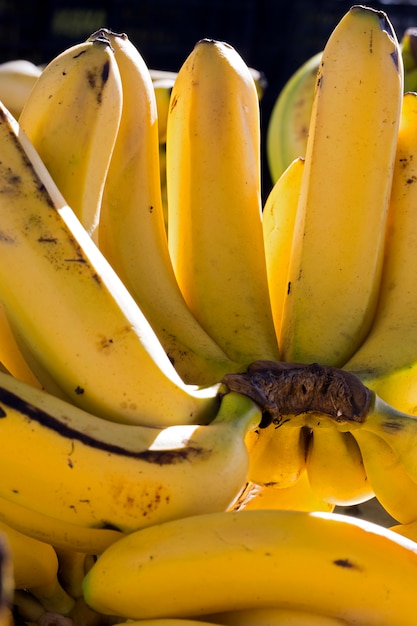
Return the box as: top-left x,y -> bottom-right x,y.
166,38 -> 280,366
97,30 -> 237,386
266,52 -> 321,183
152,77 -> 175,145
390,518 -> 417,544
305,416 -> 374,506
55,547 -> 89,600
351,428 -> 417,524
244,417 -> 307,488
231,469 -> 335,513
279,5 -> 403,366
0,101 -> 221,427
343,92 -> 417,415
203,608 -> 349,626
83,509 -> 417,624
262,156 -> 304,339
0,494 -> 122,555
0,59 -> 41,120
0,370 -> 261,536
0,520 -> 75,615
19,32 -> 123,241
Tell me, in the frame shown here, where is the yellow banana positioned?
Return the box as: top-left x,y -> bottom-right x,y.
0,495 -> 122,555
231,469 -> 334,513
0,370 -> 261,536
352,428 -> 417,524
244,416 -> 307,488
262,156 -> 304,340
0,59 -> 41,120
343,92 -> 417,415
19,32 -> 123,241
305,416 -> 374,506
390,518 -> 417,544
166,38 -> 280,366
0,101 -> 221,427
279,5 -> 403,366
266,52 -> 321,183
0,520 -> 75,615
97,30 -> 237,387
0,302 -> 42,389
152,77 -> 175,144
83,509 -> 417,624
55,547 -> 89,600
0,533 -> 13,626
203,608 -> 348,626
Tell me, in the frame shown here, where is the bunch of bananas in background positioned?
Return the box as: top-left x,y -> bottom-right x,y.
1,3 -> 417,625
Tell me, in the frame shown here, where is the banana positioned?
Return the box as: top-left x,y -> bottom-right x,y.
305,416 -> 374,506
0,101 -> 221,427
97,30 -> 237,386
390,518 -> 417,544
203,608 -> 349,626
0,494 -> 123,555
0,520 -> 75,616
19,32 -> 123,242
83,509 -> 417,624
0,301 -> 42,389
0,532 -> 13,626
231,469 -> 335,513
343,92 -> 417,415
266,52 -> 321,184
0,59 -> 41,120
55,547 -> 89,600
279,5 -> 403,367
351,428 -> 417,524
152,77 -> 175,144
0,370 -> 261,536
166,38 -> 280,366
244,416 -> 308,488
401,27 -> 417,92
262,156 -> 304,340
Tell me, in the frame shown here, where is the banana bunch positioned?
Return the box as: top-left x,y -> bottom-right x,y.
82,509 -> 417,625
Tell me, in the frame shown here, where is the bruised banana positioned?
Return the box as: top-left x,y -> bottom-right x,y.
344,93 -> 417,415
97,30 -> 236,386
0,371 -> 261,537
280,5 -> 403,366
19,31 -> 123,241
83,509 -> 417,625
0,102 -> 221,427
0,520 -> 75,615
266,51 -> 321,183
231,469 -> 334,513
305,416 -> 374,506
167,38 -> 280,366
0,59 -> 41,120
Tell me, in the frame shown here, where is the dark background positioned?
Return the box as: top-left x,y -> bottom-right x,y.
3,0 -> 417,197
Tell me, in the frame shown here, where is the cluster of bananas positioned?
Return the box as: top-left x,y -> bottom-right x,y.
0,4 -> 417,625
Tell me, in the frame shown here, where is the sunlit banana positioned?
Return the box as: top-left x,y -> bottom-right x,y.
279,5 -> 403,366
231,469 -> 334,513
305,416 -> 374,506
97,30 -> 237,386
0,371 -> 261,537
19,32 -> 123,241
351,428 -> 417,524
343,92 -> 417,415
0,59 -> 41,120
0,520 -> 75,615
0,101 -> 221,427
262,156 -> 304,339
152,77 -> 175,144
203,608 -> 349,626
83,509 -> 417,624
244,416 -> 307,488
167,38 -> 280,366
266,52 -> 320,183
